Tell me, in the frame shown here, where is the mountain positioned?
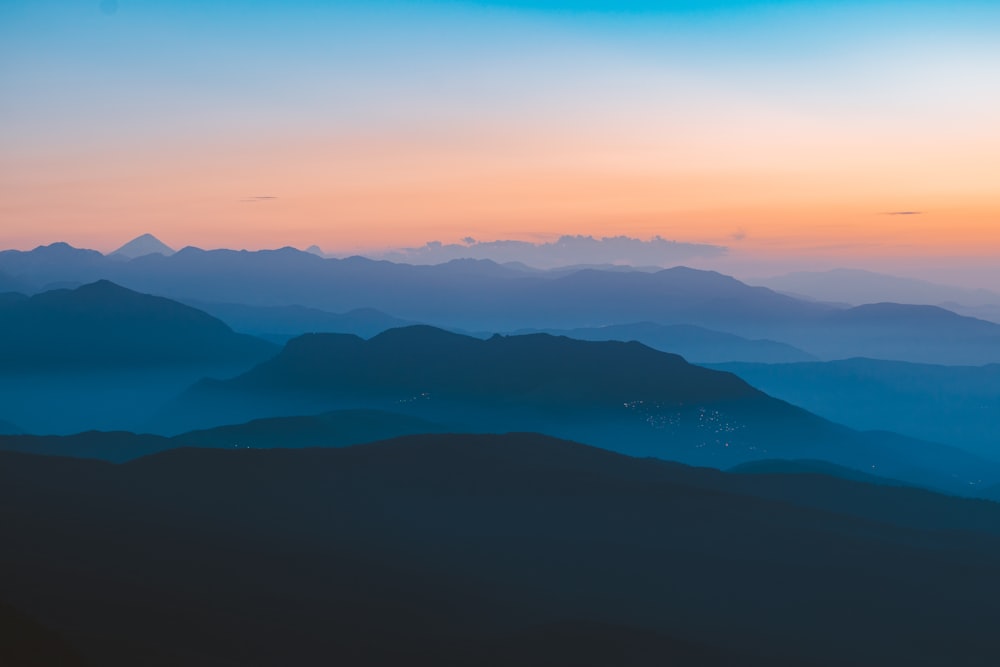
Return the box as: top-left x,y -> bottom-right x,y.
157,325 -> 1000,494
712,358 -> 1000,462
0,244 -> 831,331
3,434 -> 1000,666
0,280 -> 276,369
183,300 -> 414,341
514,322 -> 815,363
0,242 -> 106,291
0,270 -> 28,293
758,268 -> 1000,308
109,233 -> 175,259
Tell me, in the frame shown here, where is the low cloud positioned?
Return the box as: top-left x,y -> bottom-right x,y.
240,196 -> 279,203
370,235 -> 727,269
885,211 -> 922,215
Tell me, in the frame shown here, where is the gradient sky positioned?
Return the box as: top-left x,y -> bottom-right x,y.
1,0 -> 998,283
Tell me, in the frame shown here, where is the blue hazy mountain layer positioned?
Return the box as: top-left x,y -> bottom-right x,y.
3,244 -> 999,363
154,325 -> 1000,495
712,359 -> 1000,462
0,280 -> 280,433
2,434 -> 1000,666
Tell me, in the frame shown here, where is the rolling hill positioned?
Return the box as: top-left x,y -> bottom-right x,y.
2,434 -> 999,666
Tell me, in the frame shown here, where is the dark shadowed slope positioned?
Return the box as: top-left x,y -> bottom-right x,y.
158,325 -> 1000,494
712,358 -> 1000,462
2,435 -> 1000,666
0,280 -> 276,369
514,322 -> 815,363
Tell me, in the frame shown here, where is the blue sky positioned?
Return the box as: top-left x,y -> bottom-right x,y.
1,0 -> 998,285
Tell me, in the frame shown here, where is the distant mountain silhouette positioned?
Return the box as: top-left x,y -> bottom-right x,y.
712,358 -> 1000,461
0,244 -> 829,331
758,268 -> 1000,308
157,325 -> 1000,494
514,322 -> 815,363
110,233 -> 175,259
4,242 -> 1000,362
0,280 -> 276,369
3,434 -> 1000,666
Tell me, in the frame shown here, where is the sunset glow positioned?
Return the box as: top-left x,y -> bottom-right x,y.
2,1 -> 998,281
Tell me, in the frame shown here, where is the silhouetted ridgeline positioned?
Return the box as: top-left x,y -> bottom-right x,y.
2,434 -> 999,667
0,280 -> 275,369
155,325 -> 999,495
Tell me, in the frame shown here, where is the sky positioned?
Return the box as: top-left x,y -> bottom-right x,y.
1,0 -> 998,284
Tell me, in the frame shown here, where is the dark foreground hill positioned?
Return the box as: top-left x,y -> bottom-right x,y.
157,325 -> 1000,495
0,409 -> 447,462
2,434 -> 1000,667
0,280 -> 276,369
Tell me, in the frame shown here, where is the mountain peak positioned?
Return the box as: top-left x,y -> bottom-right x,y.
110,234 -> 175,259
